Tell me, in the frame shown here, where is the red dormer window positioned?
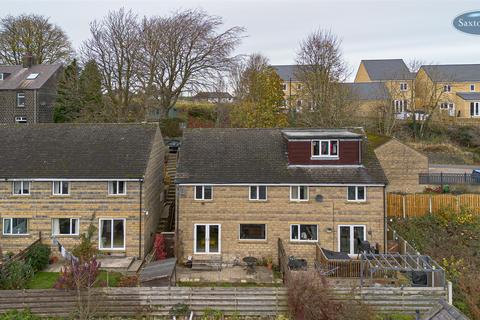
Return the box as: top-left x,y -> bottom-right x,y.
311,140 -> 339,158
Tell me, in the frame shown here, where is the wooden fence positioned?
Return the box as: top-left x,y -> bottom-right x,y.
387,193 -> 480,217
0,286 -> 447,318
0,287 -> 288,318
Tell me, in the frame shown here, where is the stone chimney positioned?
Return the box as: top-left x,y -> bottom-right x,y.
22,53 -> 36,68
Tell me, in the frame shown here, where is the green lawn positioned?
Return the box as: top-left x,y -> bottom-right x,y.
25,271 -> 123,289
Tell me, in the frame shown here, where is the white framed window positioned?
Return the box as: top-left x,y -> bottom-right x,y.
15,116 -> 27,123
194,185 -> 212,200
249,185 -> 267,201
282,83 -> 287,90
0,73 -> 4,80
311,140 -> 339,158
3,218 -> 28,235
108,181 -> 127,195
239,224 -> 266,241
53,181 -> 70,195
16,93 -> 25,107
471,84 -> 476,92
99,218 -> 126,250
471,102 -> 480,117
194,224 -> 221,254
443,84 -> 451,92
400,82 -> 408,91
393,100 -> 408,113
52,218 -> 79,236
339,225 -> 366,255
290,224 -> 318,242
290,186 -> 309,201
347,186 -> 366,201
12,181 -> 30,195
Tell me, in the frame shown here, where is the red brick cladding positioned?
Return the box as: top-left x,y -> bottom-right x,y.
287,140 -> 361,165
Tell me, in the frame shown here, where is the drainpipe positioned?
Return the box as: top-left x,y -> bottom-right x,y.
34,90 -> 37,123
139,179 -> 143,259
383,185 -> 387,253
174,184 -> 179,258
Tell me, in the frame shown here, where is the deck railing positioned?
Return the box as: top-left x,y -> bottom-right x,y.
419,172 -> 480,186
315,245 -> 363,278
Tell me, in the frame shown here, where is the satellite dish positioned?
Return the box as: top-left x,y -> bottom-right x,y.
315,195 -> 323,202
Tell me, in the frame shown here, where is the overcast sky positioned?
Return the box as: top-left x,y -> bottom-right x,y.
1,0 -> 479,77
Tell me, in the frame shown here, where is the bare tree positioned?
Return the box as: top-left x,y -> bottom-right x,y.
295,29 -> 353,127
0,14 -> 73,64
81,8 -> 140,121
138,9 -> 244,119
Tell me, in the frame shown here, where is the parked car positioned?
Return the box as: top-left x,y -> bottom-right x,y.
166,139 -> 181,153
472,169 -> 480,182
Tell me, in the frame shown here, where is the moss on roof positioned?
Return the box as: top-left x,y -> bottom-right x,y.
366,133 -> 392,149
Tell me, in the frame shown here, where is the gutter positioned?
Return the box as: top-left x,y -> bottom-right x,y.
139,179 -> 143,259
383,185 -> 387,254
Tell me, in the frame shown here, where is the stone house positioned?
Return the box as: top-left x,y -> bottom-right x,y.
192,92 -> 234,104
0,124 -> 166,259
373,138 -> 429,193
0,55 -> 62,124
175,128 -> 388,265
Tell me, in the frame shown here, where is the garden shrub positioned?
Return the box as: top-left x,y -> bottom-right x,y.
54,258 -> 101,290
25,243 -> 51,271
0,260 -> 34,289
71,214 -> 97,262
160,118 -> 184,137
0,309 -> 41,320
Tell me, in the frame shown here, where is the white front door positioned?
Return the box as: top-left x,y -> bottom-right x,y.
194,224 -> 221,254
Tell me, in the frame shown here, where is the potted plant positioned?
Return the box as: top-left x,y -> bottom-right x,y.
266,256 -> 273,270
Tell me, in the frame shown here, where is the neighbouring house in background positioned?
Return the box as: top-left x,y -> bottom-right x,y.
0,54 -> 62,124
354,59 -> 415,119
271,65 -> 303,109
341,82 -> 391,115
175,128 -> 388,265
0,124 -> 166,259
417,64 -> 480,118
372,137 -> 428,193
192,92 -> 234,104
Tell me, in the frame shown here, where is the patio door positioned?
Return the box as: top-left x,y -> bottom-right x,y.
339,225 -> 366,255
194,224 -> 221,254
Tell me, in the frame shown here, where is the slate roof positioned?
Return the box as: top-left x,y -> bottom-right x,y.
193,92 -> 233,99
456,92 -> 480,101
0,64 -> 62,90
422,300 -> 469,320
342,82 -> 390,100
361,59 -> 415,81
176,128 -> 388,185
0,124 -> 159,179
271,65 -> 300,81
422,64 -> 480,82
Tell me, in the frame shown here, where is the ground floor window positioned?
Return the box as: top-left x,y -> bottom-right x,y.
339,225 -> 366,255
52,218 -> 79,236
99,218 -> 125,250
3,218 -> 28,235
194,224 -> 220,254
471,102 -> 480,117
290,224 -> 318,242
239,224 -> 266,240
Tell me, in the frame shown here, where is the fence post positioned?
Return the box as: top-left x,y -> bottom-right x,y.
447,281 -> 453,305
440,172 -> 443,189
402,195 -> 406,218
429,195 -> 432,214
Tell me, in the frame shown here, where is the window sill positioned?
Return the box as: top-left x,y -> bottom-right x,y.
11,194 -> 31,197
51,194 -> 71,197
52,234 -> 80,238
238,239 -> 268,243
289,240 -> 318,244
99,248 -> 126,251
290,200 -> 309,203
345,201 -> 369,204
2,234 -> 30,237
310,157 -> 339,161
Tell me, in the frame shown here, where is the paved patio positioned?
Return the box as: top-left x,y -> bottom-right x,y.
44,256 -> 135,272
176,265 -> 281,284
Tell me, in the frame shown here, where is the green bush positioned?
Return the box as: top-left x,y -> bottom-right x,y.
25,244 -> 51,271
0,261 -> 34,289
160,118 -> 183,138
0,309 -> 41,320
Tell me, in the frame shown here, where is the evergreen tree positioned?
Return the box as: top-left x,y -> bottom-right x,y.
78,60 -> 105,122
53,59 -> 82,122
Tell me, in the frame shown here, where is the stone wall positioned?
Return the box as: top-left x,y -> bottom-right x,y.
375,139 -> 428,193
177,185 -> 385,264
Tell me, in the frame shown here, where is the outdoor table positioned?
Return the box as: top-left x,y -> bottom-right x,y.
243,256 -> 257,274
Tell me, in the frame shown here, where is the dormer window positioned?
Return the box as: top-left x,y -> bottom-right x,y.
26,73 -> 39,80
311,140 -> 339,158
